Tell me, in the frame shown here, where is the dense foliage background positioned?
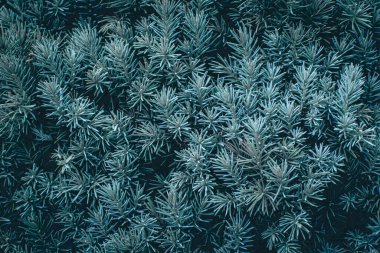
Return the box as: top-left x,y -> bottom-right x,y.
0,0 -> 380,252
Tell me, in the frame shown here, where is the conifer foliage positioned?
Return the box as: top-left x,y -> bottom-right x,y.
0,0 -> 380,252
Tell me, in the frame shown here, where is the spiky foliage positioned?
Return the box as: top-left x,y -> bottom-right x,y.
0,0 -> 380,252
